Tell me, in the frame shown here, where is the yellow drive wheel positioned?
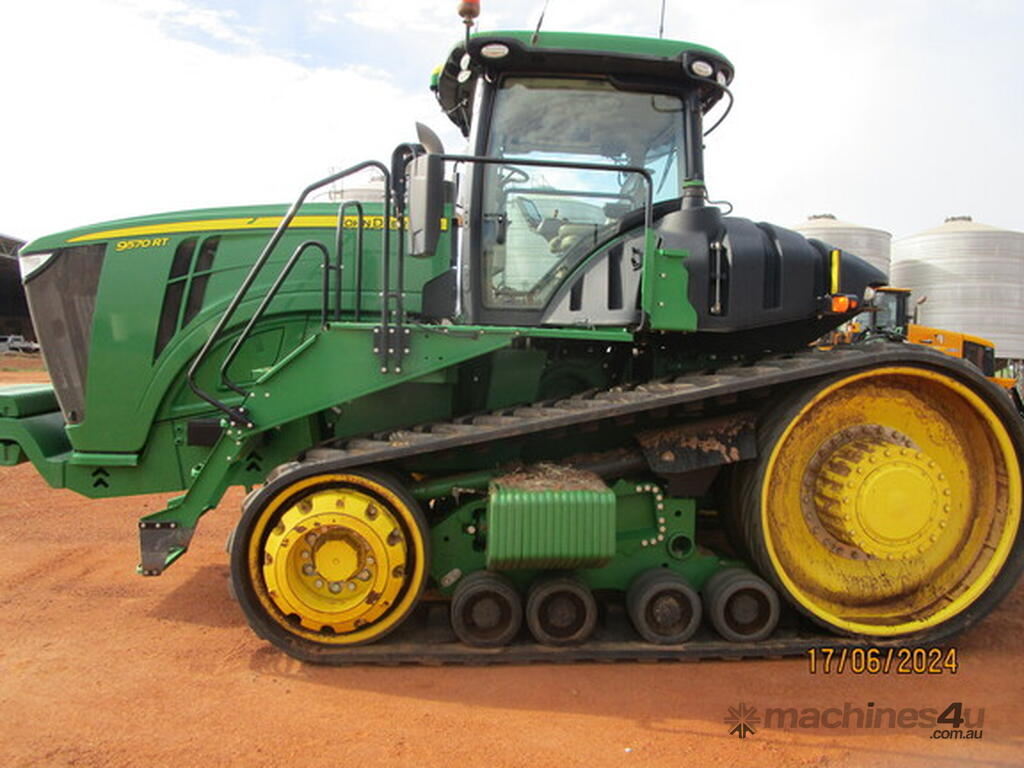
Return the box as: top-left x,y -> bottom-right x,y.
230,469 -> 429,656
738,364 -> 1024,639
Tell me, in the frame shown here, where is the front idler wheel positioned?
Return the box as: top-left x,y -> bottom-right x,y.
525,576 -> 597,646
450,571 -> 523,647
627,569 -> 702,644
739,365 -> 1024,640
229,469 -> 429,659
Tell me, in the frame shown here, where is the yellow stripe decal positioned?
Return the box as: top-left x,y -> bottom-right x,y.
68,215 -> 449,243
829,249 -> 841,294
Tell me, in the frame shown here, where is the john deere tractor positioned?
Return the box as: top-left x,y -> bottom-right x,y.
3,22 -> 1021,663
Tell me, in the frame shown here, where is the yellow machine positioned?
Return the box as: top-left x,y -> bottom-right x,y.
849,286 -> 1018,390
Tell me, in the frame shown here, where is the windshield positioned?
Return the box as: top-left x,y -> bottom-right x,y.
480,77 -> 688,310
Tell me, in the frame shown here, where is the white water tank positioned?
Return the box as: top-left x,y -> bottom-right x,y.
792,214 -> 892,278
891,216 -> 1024,359
327,174 -> 387,203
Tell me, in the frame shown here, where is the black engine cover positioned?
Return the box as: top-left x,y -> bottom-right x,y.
655,205 -> 886,350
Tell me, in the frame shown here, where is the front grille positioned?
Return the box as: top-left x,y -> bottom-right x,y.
23,244 -> 105,423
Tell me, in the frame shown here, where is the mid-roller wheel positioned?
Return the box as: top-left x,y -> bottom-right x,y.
525,576 -> 597,646
627,569 -> 702,644
450,571 -> 523,647
702,568 -> 779,642
229,469 -> 429,658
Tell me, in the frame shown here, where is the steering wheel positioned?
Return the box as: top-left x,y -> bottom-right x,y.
497,165 -> 530,185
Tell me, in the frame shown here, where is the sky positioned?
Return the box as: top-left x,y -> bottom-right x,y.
1,0 -> 1022,243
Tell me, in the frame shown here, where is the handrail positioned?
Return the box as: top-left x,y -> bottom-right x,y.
438,153 -> 654,232
186,159 -> 391,427
216,240 -> 330,394
381,143 -> 424,374
185,151 -> 654,430
335,200 -> 365,322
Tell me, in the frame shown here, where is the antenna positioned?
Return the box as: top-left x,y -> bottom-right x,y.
457,1 -> 480,50
532,0 -> 551,45
659,0 -> 666,38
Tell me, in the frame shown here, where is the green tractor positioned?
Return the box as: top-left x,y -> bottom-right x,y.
3,22 -> 1022,662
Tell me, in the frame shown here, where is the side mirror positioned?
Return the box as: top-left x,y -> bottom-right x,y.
406,138 -> 444,258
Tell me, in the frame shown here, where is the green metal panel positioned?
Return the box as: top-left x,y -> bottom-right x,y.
0,384 -> 58,418
486,487 -> 617,570
26,202 -> 454,455
642,237 -> 698,332
0,411 -> 69,485
431,480 -> 740,595
0,440 -> 25,465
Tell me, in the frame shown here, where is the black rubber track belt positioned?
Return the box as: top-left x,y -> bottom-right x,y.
247,342 -> 1016,665
266,601 -> 955,666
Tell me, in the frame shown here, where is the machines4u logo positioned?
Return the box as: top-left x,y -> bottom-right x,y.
724,703 -> 761,738
726,701 -> 984,739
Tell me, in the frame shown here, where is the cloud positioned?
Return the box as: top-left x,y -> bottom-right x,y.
2,0 -> 1021,242
0,0 -> 448,241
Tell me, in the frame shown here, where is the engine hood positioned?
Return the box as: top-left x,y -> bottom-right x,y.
20,202 -> 345,255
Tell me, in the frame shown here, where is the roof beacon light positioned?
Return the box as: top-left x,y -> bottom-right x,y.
457,1 -> 480,22
480,43 -> 509,59
691,60 -> 714,78
457,1 -> 480,49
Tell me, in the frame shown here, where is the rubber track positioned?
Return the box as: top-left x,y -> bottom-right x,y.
281,343 -> 979,481
274,602 -> 942,666
251,343 -> 993,665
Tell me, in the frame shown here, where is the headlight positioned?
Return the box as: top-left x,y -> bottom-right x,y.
18,251 -> 54,281
480,43 -> 510,59
690,60 -> 714,78
863,286 -> 876,302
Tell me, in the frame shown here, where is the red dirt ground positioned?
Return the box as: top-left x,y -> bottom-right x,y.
1,367 -> 1022,767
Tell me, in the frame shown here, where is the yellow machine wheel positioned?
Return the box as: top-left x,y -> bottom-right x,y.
229,469 -> 429,655
738,364 -> 1024,639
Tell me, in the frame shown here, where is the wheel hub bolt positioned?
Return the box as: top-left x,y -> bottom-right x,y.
303,564 -> 315,575
330,582 -> 342,593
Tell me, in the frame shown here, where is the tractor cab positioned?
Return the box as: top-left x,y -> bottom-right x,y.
426,31 -> 733,326
417,31 -> 883,341
864,286 -> 911,334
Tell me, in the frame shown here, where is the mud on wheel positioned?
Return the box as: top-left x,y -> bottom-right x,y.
736,364 -> 1024,641
229,469 -> 429,659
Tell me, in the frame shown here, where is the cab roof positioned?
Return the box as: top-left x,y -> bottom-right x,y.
432,30 -> 733,135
